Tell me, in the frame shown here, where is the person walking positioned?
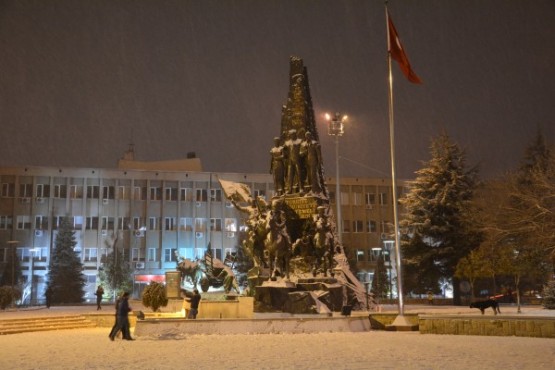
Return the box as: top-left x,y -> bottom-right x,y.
45,285 -> 53,309
188,289 -> 201,319
108,293 -> 121,340
95,285 -> 104,310
110,292 -> 134,341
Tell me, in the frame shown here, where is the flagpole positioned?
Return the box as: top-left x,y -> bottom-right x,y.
385,3 -> 406,320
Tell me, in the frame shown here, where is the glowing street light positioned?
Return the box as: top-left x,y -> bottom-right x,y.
325,112 -> 348,245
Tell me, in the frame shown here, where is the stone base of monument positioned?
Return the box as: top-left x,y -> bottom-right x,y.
254,277 -> 344,314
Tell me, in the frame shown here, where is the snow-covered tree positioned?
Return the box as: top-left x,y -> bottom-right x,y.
371,254 -> 390,300
400,133 -> 481,304
47,217 -> 86,304
98,247 -> 133,300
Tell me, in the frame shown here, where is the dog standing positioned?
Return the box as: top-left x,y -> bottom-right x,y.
470,299 -> 501,315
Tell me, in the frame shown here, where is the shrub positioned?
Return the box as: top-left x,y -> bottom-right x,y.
0,286 -> 22,309
141,281 -> 169,312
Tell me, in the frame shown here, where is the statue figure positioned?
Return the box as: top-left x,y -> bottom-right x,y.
283,129 -> 303,194
269,137 -> 285,196
231,196 -> 269,268
265,209 -> 292,279
300,131 -> 322,194
313,206 -> 334,276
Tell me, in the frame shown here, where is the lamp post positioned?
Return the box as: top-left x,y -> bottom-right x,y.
325,112 -> 347,245
29,248 -> 39,305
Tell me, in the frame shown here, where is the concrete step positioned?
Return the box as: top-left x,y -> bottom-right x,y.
0,315 -> 95,335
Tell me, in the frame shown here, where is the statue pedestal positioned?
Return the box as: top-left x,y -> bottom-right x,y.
254,278 -> 344,314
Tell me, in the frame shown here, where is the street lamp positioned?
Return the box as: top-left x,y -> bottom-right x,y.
29,248 -> 39,305
325,112 -> 347,245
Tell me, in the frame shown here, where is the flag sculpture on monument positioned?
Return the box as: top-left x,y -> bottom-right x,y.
221,56 -> 373,314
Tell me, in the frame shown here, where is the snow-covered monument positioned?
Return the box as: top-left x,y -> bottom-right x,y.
218,56 -> 373,314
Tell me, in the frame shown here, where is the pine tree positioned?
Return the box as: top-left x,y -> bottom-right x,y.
98,247 -> 133,300
371,254 -> 390,300
47,217 -> 86,304
400,133 -> 482,304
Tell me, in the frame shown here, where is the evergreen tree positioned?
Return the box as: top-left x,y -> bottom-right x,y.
400,133 -> 481,304
47,217 -> 86,303
142,281 -> 169,312
371,254 -> 390,300
98,246 -> 132,300
0,246 -> 23,288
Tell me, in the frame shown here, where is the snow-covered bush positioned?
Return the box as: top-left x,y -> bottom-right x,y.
542,280 -> 555,309
141,281 -> 168,312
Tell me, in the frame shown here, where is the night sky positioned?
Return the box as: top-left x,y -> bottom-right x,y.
1,0 -> 554,180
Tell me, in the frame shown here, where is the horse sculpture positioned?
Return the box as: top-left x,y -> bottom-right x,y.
264,210 -> 292,279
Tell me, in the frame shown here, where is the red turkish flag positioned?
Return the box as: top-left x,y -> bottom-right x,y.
387,11 -> 422,84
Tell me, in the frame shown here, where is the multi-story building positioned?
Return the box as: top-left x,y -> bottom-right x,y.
0,161 -> 404,303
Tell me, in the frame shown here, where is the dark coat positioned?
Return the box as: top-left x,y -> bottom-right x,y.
190,292 -> 201,309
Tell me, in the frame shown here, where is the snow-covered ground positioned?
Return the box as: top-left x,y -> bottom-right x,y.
0,304 -> 554,370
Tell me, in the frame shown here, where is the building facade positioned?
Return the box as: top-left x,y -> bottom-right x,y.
0,165 -> 404,303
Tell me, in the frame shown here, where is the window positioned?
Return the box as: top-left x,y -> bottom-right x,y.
86,217 -> 99,230
133,217 -> 143,230
54,184 -> 67,198
19,184 -> 32,198
342,219 -> 350,232
353,220 -> 364,233
149,217 -> 158,230
36,184 -> 50,198
101,217 -> 115,230
16,215 -> 31,230
179,217 -> 193,231
195,189 -> 207,202
380,221 -> 389,234
149,187 -> 161,201
164,188 -> 177,201
353,192 -> 363,206
69,185 -> 83,199
131,248 -> 141,262
87,185 -> 100,199
73,216 -> 83,230
210,189 -> 222,202
180,188 -> 193,202
35,215 -> 48,230
164,217 -> 176,231
133,186 -> 143,201
84,248 -> 97,262
1,183 -> 15,197
224,218 -> 237,232
164,248 -> 177,262
356,249 -> 365,262
367,220 -> 377,233
329,191 -> 336,204
340,191 -> 349,205
365,192 -> 376,205
0,215 -> 13,230
195,218 -> 206,232
147,248 -> 156,262
102,186 -> 115,200
210,218 -> 222,232
52,216 -> 62,230
118,217 -> 130,230
379,192 -> 388,205
117,186 -> 130,200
